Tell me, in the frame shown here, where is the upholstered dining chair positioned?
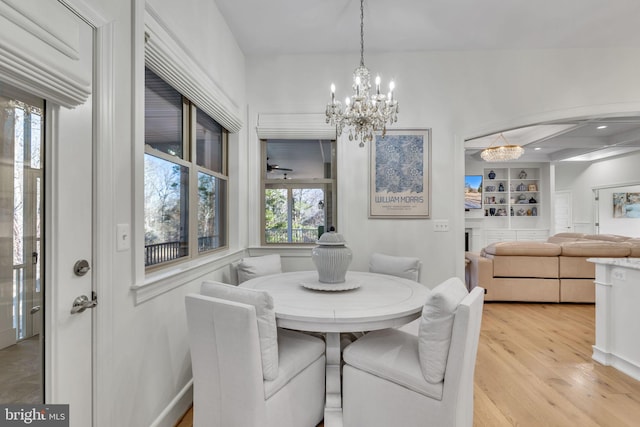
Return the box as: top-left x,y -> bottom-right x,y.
368,252 -> 422,334
342,278 -> 485,427
369,252 -> 422,282
233,253 -> 282,284
185,281 -> 325,427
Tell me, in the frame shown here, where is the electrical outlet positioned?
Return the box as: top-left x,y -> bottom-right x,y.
433,220 -> 449,232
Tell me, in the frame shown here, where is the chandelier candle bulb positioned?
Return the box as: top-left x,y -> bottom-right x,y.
331,84 -> 335,103
375,75 -> 381,95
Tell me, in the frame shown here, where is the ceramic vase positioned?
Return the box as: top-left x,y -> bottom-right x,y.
312,231 -> 353,283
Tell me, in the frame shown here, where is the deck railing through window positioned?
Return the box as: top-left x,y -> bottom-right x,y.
265,228 -> 318,244
145,236 -> 220,266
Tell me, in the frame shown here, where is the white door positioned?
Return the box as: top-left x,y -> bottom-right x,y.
554,191 -> 573,234
45,8 -> 95,426
0,1 -> 95,423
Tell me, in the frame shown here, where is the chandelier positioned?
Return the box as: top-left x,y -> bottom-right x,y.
480,133 -> 524,162
325,0 -> 399,147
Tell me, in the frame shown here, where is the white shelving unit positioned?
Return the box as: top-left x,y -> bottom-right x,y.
483,167 -> 541,219
465,164 -> 551,250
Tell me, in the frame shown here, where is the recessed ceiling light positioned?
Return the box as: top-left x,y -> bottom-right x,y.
534,147 -> 542,151
597,125 -> 608,130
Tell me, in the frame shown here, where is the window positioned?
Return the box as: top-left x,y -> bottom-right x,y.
261,139 -> 336,244
144,68 -> 228,268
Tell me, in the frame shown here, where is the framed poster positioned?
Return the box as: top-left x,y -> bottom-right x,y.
369,128 -> 431,218
613,192 -> 640,218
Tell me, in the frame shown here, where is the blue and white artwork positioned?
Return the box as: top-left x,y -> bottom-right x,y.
375,134 -> 424,193
370,129 -> 430,218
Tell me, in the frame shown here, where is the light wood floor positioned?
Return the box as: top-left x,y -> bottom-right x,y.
177,303 -> 640,427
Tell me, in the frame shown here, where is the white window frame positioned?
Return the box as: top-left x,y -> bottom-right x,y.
260,139 -> 337,246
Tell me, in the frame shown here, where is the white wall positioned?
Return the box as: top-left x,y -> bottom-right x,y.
247,48 -> 640,288
555,150 -> 640,237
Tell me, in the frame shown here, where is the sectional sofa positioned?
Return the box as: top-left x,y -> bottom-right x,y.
465,233 -> 640,303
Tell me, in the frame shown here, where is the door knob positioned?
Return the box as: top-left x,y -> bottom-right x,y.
70,294 -> 97,314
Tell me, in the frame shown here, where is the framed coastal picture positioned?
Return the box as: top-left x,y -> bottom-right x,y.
369,128 -> 431,218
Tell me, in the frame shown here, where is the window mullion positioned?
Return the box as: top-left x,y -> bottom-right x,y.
188,102 -> 198,258
287,188 -> 293,243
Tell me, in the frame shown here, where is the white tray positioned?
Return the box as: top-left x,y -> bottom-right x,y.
300,280 -> 361,292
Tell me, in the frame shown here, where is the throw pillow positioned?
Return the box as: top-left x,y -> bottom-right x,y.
236,254 -> 282,284
369,252 -> 421,281
200,280 -> 279,380
418,277 -> 468,383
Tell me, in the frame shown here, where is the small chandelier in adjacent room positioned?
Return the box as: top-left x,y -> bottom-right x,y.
325,0 -> 399,147
480,133 -> 524,161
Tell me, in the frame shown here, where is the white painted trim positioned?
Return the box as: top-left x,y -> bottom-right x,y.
256,113 -> 336,139
93,21 -> 116,427
132,0 -> 146,293
131,250 -> 245,304
1,0 -> 79,59
144,3 -> 242,133
43,102 -> 59,405
149,380 -> 193,427
592,346 -> 640,381
0,1 -> 90,107
54,3 -> 114,426
461,104 -> 640,143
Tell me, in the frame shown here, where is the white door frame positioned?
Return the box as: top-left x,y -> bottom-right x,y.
57,1 -> 116,425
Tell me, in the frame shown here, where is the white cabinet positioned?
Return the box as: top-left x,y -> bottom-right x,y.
484,230 -> 516,245
515,229 -> 549,241
485,229 -> 549,247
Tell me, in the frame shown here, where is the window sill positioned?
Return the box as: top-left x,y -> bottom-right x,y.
131,249 -> 245,305
247,246 -> 314,258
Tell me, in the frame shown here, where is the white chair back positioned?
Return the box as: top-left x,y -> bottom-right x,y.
442,286 -> 485,426
185,294 -> 266,426
369,252 -> 422,282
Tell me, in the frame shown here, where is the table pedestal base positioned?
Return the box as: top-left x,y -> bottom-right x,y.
324,332 -> 343,427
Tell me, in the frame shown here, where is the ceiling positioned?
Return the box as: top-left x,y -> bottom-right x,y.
215,0 -> 640,163
215,0 -> 640,56
464,117 -> 640,163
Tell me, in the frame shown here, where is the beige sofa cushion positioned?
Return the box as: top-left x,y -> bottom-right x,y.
547,232 -> 587,244
559,257 -> 595,278
582,234 -> 630,243
493,256 -> 559,278
484,241 -> 561,257
560,279 -> 595,303
626,239 -> 640,257
560,240 -> 631,257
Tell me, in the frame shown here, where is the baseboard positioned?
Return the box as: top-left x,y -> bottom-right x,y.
149,379 -> 193,427
592,346 -> 640,381
0,327 -> 16,350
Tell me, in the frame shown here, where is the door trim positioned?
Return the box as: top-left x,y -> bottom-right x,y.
58,1 -> 116,425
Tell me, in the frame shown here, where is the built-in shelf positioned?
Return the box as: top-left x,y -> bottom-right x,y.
483,167 -> 541,218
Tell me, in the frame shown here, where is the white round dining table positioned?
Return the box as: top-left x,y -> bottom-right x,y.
240,270 -> 430,427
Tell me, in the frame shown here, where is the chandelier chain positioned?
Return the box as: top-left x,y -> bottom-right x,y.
360,0 -> 365,67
